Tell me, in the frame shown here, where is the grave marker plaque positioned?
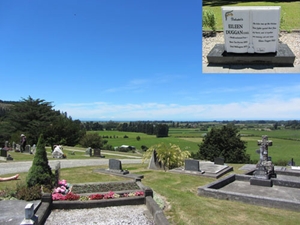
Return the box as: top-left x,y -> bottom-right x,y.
109,159 -> 122,171
185,159 -> 200,172
93,148 -> 101,157
214,157 -> 225,165
222,6 -> 281,53
0,149 -> 7,157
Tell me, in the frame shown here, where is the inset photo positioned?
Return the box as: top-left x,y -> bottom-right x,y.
202,1 -> 299,73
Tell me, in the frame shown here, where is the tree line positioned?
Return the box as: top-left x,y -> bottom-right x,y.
0,97 -> 169,148
0,96 -> 85,148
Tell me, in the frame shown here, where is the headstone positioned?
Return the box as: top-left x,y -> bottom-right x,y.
52,145 -> 64,159
16,144 -> 21,152
85,147 -> 92,155
214,157 -> 224,165
222,6 -> 281,53
107,159 -> 129,174
93,148 -> 101,157
109,159 -> 122,171
207,6 -> 295,66
5,141 -> 8,148
0,149 -> 7,157
31,144 -> 36,154
0,149 -> 7,161
185,159 -> 200,171
148,150 -> 164,170
251,135 -> 276,187
20,203 -> 38,225
25,145 -> 31,153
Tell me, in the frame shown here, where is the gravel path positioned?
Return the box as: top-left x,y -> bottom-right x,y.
202,31 -> 300,65
45,205 -> 154,225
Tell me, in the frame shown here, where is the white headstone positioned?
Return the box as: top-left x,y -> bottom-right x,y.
222,6 -> 281,53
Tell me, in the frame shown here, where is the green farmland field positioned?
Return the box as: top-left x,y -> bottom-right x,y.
92,128 -> 300,164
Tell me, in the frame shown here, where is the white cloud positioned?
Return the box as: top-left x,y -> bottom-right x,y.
56,97 -> 300,120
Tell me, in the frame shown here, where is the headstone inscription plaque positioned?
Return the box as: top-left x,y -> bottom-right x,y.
222,6 -> 281,53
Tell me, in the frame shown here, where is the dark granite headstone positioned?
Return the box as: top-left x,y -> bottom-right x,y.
0,149 -> 7,157
185,159 -> 200,171
109,159 -> 122,171
214,157 -> 224,165
94,148 -> 101,157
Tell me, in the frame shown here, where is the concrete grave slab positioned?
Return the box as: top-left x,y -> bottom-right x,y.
198,172 -> 300,211
171,160 -> 233,178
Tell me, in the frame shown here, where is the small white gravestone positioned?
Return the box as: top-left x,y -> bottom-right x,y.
222,6 -> 281,53
52,145 -> 64,158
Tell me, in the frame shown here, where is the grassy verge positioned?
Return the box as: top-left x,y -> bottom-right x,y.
202,1 -> 300,31
2,164 -> 299,225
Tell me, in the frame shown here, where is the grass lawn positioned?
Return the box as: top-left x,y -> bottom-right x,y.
202,1 -> 300,31
1,163 -> 300,225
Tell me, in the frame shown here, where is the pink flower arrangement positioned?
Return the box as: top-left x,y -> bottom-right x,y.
89,194 -> 104,200
134,191 -> 144,196
52,179 -> 72,200
52,179 -> 145,201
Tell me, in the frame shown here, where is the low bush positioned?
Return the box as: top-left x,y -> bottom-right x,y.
15,183 -> 42,201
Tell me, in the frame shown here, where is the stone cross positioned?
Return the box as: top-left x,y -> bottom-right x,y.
257,135 -> 272,162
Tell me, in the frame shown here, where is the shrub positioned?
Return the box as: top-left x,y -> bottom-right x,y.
26,134 -> 55,188
123,135 -> 129,138
80,133 -> 103,148
16,183 -> 42,201
203,10 -> 216,32
143,143 -> 190,171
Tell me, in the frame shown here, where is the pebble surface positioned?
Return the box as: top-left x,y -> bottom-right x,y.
202,32 -> 300,65
45,205 -> 154,225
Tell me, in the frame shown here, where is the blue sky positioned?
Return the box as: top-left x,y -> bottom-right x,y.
1,1 -> 300,121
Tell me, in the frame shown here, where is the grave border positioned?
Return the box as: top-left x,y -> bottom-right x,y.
33,181 -> 169,225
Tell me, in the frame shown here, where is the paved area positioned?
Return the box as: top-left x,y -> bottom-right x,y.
0,200 -> 41,225
202,64 -> 300,73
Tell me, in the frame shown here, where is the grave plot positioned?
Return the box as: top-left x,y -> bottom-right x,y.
198,136 -> 300,211
170,159 -> 233,178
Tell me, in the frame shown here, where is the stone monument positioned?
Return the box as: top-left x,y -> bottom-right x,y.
207,6 -> 295,66
250,135 -> 276,187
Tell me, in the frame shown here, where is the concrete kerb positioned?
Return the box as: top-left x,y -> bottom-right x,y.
34,181 -> 169,225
